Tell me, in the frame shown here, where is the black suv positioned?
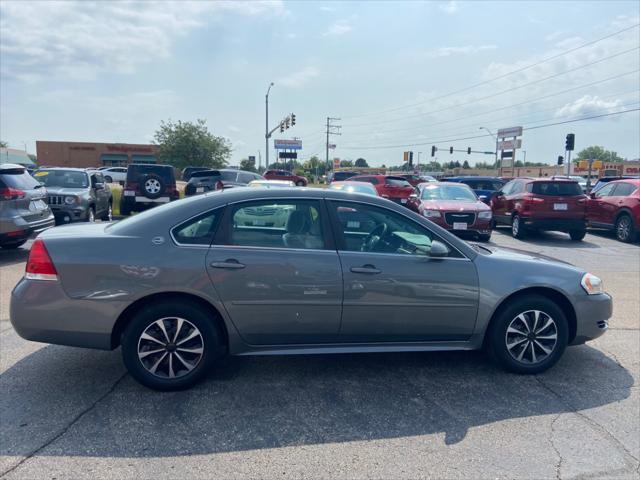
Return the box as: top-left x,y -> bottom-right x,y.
120,164 -> 179,215
182,166 -> 212,181
184,169 -> 263,196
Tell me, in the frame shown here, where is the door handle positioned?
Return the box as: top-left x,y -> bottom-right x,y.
350,265 -> 381,274
209,260 -> 246,269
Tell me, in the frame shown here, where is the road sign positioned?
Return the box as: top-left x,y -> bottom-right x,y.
593,160 -> 603,169
332,158 -> 341,169
497,139 -> 522,150
274,139 -> 302,150
497,126 -> 523,138
328,144 -> 336,150
279,151 -> 297,159
501,150 -> 513,159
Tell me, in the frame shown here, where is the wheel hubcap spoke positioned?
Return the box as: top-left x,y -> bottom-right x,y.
505,309 -> 557,365
137,317 -> 204,380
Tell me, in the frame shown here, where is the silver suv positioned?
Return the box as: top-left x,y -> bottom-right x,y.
34,168 -> 112,224
0,164 -> 55,249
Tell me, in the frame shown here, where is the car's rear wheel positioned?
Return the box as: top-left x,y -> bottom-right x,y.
121,302 -> 221,390
569,229 -> 586,241
296,180 -> 305,187
1,239 -> 27,249
104,175 -> 113,183
615,214 -> 635,243
511,214 -> 526,239
488,294 -> 568,374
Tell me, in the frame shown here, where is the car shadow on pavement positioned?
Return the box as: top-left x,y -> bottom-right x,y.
492,227 -> 601,249
0,342 -> 633,460
0,247 -> 30,267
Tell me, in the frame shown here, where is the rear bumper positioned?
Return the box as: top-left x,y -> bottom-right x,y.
523,217 -> 586,231
571,292 -> 612,345
0,214 -> 55,244
10,278 -> 123,350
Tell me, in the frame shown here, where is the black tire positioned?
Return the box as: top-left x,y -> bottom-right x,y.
100,201 -> 113,222
140,174 -> 165,200
121,301 -> 222,391
511,214 -> 526,239
487,294 -> 568,374
569,229 -> 586,241
1,239 -> 27,249
478,233 -> 492,242
615,214 -> 635,243
296,180 -> 305,187
104,176 -> 113,183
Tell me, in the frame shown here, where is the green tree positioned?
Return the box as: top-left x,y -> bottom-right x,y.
0,141 -> 7,148
153,119 -> 230,170
355,158 -> 369,168
239,157 -> 256,172
575,146 -> 623,163
462,160 -> 470,169
340,159 -> 353,168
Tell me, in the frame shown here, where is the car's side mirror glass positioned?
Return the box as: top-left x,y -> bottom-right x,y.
94,182 -> 105,190
428,240 -> 449,258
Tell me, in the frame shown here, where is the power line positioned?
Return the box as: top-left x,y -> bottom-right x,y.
341,23 -> 640,119
343,46 -> 639,128
338,108 -> 640,150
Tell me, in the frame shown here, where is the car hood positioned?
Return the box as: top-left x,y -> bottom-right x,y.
420,200 -> 489,211
44,187 -> 88,195
480,244 -> 574,267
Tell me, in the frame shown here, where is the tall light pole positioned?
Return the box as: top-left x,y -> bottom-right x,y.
479,127 -> 498,167
522,150 -> 527,164
265,82 -> 274,169
417,151 -> 422,170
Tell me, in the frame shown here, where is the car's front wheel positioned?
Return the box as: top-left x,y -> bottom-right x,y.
121,301 -> 222,390
488,294 -> 568,374
296,180 -> 305,187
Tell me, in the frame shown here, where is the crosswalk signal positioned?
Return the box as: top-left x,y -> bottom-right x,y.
291,113 -> 296,126
449,146 -> 453,154
557,155 -> 564,165
467,147 -> 471,154
431,146 -> 437,157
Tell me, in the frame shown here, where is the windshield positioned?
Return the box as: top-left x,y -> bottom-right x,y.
421,184 -> 477,201
34,170 -> 89,188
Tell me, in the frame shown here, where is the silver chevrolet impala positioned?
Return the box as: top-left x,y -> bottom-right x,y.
10,188 -> 612,390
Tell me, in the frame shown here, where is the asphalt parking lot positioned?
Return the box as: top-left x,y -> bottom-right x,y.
0,229 -> 638,479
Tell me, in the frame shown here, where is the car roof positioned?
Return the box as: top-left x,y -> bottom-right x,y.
610,178 -> 640,186
35,167 -> 90,173
444,176 -> 503,181
0,163 -> 27,172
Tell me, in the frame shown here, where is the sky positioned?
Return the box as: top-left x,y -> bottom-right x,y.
1,0 -> 639,168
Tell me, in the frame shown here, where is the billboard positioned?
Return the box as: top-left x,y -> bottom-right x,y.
274,139 -> 302,150
497,126 -> 523,138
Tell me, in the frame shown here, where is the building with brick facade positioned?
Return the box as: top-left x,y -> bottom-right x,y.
36,141 -> 158,168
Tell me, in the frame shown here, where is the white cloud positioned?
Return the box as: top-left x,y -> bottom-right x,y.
555,95 -> 623,118
322,19 -> 352,37
320,6 -> 336,12
0,1 -> 284,82
422,44 -> 497,58
438,1 -> 459,15
277,66 -> 319,88
228,125 -> 241,133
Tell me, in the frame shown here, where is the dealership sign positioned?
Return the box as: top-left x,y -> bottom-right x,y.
497,139 -> 522,150
274,139 -> 302,150
497,126 -> 523,138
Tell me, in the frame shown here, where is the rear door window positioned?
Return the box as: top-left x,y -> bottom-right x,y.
529,182 -> 583,196
594,183 -> 617,198
611,183 -> 637,196
0,170 -> 40,189
172,208 -> 223,246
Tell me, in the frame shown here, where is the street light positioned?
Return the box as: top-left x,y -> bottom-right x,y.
265,82 -> 274,170
479,126 -> 498,165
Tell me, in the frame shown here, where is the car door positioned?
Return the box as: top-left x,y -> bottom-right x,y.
327,200 -> 479,343
588,182 -> 616,226
602,183 -> 635,226
491,180 -> 514,224
205,198 -> 343,345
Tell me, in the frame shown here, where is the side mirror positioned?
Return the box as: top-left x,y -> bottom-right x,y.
428,240 -> 450,258
94,182 -> 105,190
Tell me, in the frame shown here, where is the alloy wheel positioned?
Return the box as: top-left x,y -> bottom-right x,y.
137,317 -> 204,379
145,179 -> 161,194
616,216 -> 631,242
512,216 -> 520,236
505,310 -> 558,364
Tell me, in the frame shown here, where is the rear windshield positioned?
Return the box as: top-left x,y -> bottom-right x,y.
333,172 -> 357,181
528,182 -> 583,196
190,170 -> 237,181
384,177 -> 411,187
33,169 -> 89,188
127,165 -> 175,182
0,169 -> 40,189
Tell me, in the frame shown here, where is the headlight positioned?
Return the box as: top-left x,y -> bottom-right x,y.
478,211 -> 492,219
64,196 -> 77,205
581,273 -> 604,295
423,209 -> 441,218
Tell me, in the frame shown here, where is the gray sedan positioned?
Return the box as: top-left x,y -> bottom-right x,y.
10,188 -> 611,390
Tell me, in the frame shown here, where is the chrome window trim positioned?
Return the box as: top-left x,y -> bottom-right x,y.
170,205 -> 226,247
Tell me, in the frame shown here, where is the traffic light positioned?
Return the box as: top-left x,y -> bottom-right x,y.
449,146 -> 453,154
557,155 -> 564,165
409,151 -> 414,166
565,133 -> 575,151
403,151 -> 409,162
291,113 -> 296,126
431,146 -> 437,157
285,117 -> 290,129
280,121 -> 284,133
467,147 -> 471,154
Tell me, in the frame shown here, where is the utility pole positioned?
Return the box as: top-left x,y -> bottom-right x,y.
325,117 -> 341,174
265,82 -> 274,169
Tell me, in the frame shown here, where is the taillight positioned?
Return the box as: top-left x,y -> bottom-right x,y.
126,182 -> 138,191
523,195 -> 545,204
25,239 -> 58,281
0,187 -> 26,200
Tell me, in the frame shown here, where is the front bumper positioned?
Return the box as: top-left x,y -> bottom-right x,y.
571,292 -> 612,345
10,278 -> 125,350
51,205 -> 89,224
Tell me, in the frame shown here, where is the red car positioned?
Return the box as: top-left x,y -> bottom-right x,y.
407,182 -> 492,241
263,169 -> 308,186
349,175 -> 414,204
587,179 -> 640,242
491,178 -> 587,241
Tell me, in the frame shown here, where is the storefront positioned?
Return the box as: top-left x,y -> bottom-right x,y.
36,141 -> 159,168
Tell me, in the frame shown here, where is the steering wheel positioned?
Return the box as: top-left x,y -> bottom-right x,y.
361,223 -> 388,252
